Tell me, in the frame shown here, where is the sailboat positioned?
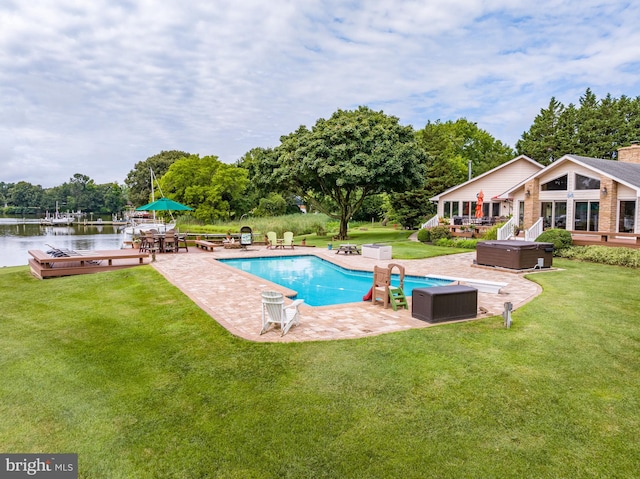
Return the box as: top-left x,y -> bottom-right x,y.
121,169 -> 176,236
40,202 -> 76,225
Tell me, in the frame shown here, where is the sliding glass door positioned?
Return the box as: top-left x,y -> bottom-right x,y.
574,201 -> 599,231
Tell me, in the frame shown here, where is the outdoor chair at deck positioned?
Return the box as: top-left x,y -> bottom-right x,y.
140,232 -> 160,254
260,291 -> 303,336
266,231 -> 278,249
163,229 -> 177,253
282,231 -> 294,249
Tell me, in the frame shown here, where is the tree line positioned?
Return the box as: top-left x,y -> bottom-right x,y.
3,90 -> 638,236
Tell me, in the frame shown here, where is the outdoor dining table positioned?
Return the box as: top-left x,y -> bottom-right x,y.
336,244 -> 361,255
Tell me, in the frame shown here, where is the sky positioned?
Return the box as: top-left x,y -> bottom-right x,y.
2,1 -> 640,188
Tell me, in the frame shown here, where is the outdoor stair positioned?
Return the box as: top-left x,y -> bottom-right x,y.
389,287 -> 408,311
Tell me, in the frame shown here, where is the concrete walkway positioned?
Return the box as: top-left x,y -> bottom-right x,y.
151,245 -> 544,342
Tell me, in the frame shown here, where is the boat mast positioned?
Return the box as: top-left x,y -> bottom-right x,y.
150,168 -> 156,222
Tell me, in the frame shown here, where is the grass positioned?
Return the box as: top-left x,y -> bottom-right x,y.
1,258 -> 640,478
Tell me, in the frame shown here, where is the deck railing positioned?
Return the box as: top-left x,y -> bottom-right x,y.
497,216 -> 517,240
525,217 -> 544,241
420,214 -> 440,230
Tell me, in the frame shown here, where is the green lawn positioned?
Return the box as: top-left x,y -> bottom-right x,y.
1,258 -> 639,478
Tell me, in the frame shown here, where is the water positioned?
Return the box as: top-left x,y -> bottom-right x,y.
219,255 -> 452,307
0,217 -> 126,267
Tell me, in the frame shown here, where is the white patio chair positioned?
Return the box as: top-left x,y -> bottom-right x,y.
260,291 -> 303,336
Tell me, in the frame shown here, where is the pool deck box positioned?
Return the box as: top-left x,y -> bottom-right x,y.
411,285 -> 478,323
361,244 -> 392,260
476,240 -> 554,270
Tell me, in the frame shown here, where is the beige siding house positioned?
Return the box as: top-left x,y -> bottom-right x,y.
430,155 -> 544,224
430,143 -> 640,237
500,143 -> 640,234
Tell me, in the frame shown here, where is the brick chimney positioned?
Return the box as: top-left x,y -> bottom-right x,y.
618,141 -> 640,164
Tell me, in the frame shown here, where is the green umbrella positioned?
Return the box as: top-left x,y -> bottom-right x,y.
136,198 -> 193,211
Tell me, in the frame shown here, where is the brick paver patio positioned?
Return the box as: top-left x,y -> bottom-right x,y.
151,245 -> 544,342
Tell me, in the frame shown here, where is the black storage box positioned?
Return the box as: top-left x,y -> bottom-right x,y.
476,240 -> 554,270
412,285 -> 478,323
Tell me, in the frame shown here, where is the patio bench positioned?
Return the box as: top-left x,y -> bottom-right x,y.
195,240 -> 217,251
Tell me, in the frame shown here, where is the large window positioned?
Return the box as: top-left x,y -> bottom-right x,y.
442,201 -> 460,218
619,201 -> 636,233
541,201 -> 567,229
541,174 -> 568,191
575,173 -> 600,190
575,201 -> 599,231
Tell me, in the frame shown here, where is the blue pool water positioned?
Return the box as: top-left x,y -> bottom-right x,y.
219,255 -> 452,307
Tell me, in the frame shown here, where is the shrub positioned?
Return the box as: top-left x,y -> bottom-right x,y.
417,228 -> 431,243
557,245 -> 640,268
535,228 -> 573,253
481,222 -> 506,240
429,225 -> 452,242
433,238 -> 478,249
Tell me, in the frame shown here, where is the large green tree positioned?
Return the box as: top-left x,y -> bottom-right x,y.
125,150 -> 190,206
7,181 -> 43,209
389,118 -> 515,227
517,89 -> 640,163
158,154 -> 249,222
269,106 -> 425,239
417,118 -> 515,187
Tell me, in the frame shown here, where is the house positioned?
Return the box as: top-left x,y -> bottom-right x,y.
430,155 -> 544,224
428,142 -> 640,239
500,142 -> 640,235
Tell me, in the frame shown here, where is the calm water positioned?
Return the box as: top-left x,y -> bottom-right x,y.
0,217 -> 126,267
219,255 -> 452,307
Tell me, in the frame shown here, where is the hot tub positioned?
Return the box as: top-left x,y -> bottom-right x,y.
476,240 -> 554,270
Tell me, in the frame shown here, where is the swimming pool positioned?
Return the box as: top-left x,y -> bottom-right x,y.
218,255 -> 452,307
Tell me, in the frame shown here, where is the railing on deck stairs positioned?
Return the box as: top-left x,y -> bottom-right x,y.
497,216 -> 517,240
525,217 -> 544,242
420,214 -> 440,230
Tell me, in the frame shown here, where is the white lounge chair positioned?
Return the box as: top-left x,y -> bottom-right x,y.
260,291 -> 303,336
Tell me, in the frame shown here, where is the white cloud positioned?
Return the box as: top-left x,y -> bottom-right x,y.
1,0 -> 639,186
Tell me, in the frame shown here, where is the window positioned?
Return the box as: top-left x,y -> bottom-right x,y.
541,174 -> 568,191
575,201 -> 599,231
518,201 -> 524,226
492,202 -> 500,217
575,174 -> 600,190
443,201 -> 451,217
462,201 -> 476,216
619,201 -> 636,233
541,201 -> 567,229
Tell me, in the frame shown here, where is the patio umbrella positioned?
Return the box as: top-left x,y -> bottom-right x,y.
475,191 -> 484,218
136,197 -> 193,212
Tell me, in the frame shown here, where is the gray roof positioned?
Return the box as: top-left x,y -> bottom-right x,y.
566,155 -> 640,189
